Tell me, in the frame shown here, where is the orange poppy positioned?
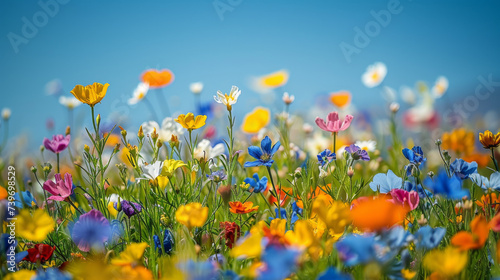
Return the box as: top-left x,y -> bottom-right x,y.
350,196 -> 408,232
141,69 -> 174,88
476,193 -> 500,212
451,215 -> 489,250
329,91 -> 351,108
267,185 -> 290,207
229,201 -> 259,214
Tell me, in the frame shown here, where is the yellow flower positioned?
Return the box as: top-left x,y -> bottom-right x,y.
401,269 -> 416,279
5,270 -> 36,280
175,113 -> 207,131
479,130 -> 500,149
161,159 -> 186,178
230,232 -> 263,259
252,69 -> 289,93
284,220 -> 317,248
108,201 -> 118,218
241,106 -> 271,134
442,128 -> 475,155
111,242 -> 149,266
70,82 -> 109,106
312,199 -> 351,234
423,246 -> 467,278
214,85 -> 241,111
16,209 -> 55,242
175,202 -> 208,230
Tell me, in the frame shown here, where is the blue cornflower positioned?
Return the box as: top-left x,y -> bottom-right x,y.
369,170 -> 403,193
71,209 -> 111,252
404,178 -> 432,198
317,149 -> 336,166
317,267 -> 352,280
424,170 -> 469,200
345,144 -> 370,161
244,136 -> 280,167
402,146 -> 425,165
154,229 -> 174,255
207,170 -> 227,183
13,191 -> 37,208
414,226 -> 446,250
243,173 -> 268,193
336,234 -> 378,266
450,159 -> 478,180
470,172 -> 500,192
258,245 -> 301,280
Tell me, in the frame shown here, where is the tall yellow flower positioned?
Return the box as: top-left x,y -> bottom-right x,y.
175,113 -> 207,131
175,202 -> 208,230
16,209 -> 55,242
161,159 -> 186,178
111,242 -> 149,266
423,246 -> 467,278
70,82 -> 109,106
479,130 -> 500,149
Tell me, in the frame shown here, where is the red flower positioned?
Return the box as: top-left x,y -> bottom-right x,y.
220,222 -> 240,249
23,244 -> 56,263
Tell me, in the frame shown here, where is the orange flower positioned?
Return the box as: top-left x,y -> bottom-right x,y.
479,130 -> 500,149
451,215 -> 490,250
350,196 -> 408,232
463,153 -> 491,168
267,185 -> 290,207
441,128 -> 475,156
329,91 -> 351,108
476,193 -> 500,212
141,69 -> 174,88
229,201 -> 259,214
490,212 -> 500,232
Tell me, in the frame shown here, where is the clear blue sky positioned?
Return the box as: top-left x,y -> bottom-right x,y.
1,0 -> 499,147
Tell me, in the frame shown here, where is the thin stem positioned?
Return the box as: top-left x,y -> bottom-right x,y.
143,97 -> 160,122
491,148 -> 499,172
266,166 -> 280,215
332,132 -> 337,154
56,153 -> 60,173
156,88 -> 171,117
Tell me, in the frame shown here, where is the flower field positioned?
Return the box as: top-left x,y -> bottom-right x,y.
1,66 -> 500,280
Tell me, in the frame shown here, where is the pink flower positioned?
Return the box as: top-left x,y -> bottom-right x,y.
315,112 -> 353,133
389,189 -> 419,210
43,134 -> 70,154
43,173 -> 73,201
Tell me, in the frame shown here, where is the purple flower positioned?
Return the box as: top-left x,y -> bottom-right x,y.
345,144 -> 370,161
43,173 -> 73,201
71,209 -> 110,252
206,170 -> 227,183
121,200 -> 142,217
43,134 -> 70,154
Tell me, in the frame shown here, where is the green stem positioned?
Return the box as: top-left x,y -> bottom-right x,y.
491,148 -> 499,172
332,132 -> 337,153
56,153 -> 60,173
266,166 -> 280,215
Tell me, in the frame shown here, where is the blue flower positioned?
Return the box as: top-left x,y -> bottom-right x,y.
470,172 -> 500,192
450,159 -> 478,180
71,209 -> 111,252
402,146 -> 425,165
336,235 -> 378,266
258,245 -> 301,280
369,170 -> 403,193
317,267 -> 352,280
317,149 -> 336,166
177,260 -> 219,280
414,226 -> 446,249
207,170 -> 227,183
244,136 -> 280,167
34,268 -> 72,280
154,229 -> 174,255
344,144 -> 370,161
424,171 -> 469,200
291,201 -> 303,224
404,178 -> 432,198
13,191 -> 37,208
243,173 -> 268,193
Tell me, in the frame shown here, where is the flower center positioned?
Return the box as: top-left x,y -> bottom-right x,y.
260,153 -> 271,161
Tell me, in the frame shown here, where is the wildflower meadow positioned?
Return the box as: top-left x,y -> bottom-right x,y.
1,65 -> 500,280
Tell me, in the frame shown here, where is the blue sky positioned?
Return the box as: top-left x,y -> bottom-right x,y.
1,0 -> 499,147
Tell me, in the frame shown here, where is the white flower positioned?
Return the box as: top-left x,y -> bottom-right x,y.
138,161 -> 163,181
214,85 -> 241,109
355,140 -> 377,152
194,139 -> 225,168
282,92 -> 295,105
305,132 -> 330,156
303,123 -> 313,134
140,121 -> 160,138
190,82 -> 204,94
59,96 -> 82,109
319,166 -> 328,179
400,86 -> 416,105
432,76 -> 448,98
2,108 -> 11,120
109,194 -> 121,204
159,117 -> 184,142
128,82 -> 149,105
362,62 -> 387,88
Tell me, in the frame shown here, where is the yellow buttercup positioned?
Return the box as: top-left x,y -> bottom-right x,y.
70,82 -> 109,106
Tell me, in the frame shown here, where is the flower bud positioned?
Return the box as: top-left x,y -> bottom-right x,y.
151,128 -> 159,142
84,144 -> 90,153
30,166 -> 37,173
427,171 -> 434,178
40,145 -> 45,152
389,102 -> 400,113
96,114 -> 101,128
65,126 -> 71,136
1,108 -> 11,120
120,129 -> 127,137
138,125 -> 144,139
113,143 -> 121,154
156,140 -> 163,149
347,167 -> 354,178
170,134 -> 179,149
435,139 -> 442,146
282,92 -> 295,105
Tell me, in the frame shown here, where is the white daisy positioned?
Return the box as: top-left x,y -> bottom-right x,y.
214,85 -> 241,110
190,82 -> 204,94
59,96 -> 82,109
2,108 -> 11,120
432,76 -> 448,98
362,62 -> 387,88
355,140 -> 377,152
128,82 -> 149,105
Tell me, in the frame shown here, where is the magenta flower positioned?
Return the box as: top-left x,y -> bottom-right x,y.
315,112 -> 353,133
389,189 -> 419,210
43,134 -> 71,154
43,173 -> 73,201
